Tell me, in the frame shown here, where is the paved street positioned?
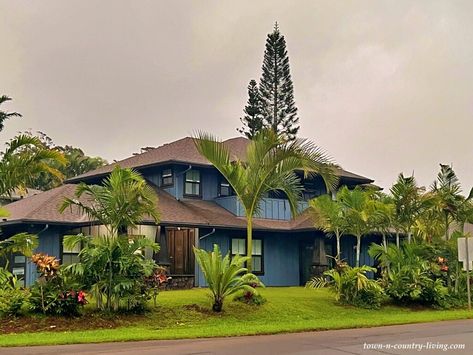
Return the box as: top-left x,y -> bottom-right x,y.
2,319 -> 473,355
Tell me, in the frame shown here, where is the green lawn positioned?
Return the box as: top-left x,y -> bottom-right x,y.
1,287 -> 472,347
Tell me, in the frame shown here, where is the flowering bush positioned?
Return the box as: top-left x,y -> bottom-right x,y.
29,253 -> 87,316
144,266 -> 171,307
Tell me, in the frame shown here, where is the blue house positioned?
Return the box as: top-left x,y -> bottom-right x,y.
0,136 -> 379,287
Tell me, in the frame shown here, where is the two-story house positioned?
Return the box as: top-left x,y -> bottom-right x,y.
0,136 -> 380,287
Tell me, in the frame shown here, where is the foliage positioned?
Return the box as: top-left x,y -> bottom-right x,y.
193,244 -> 263,312
144,266 -> 170,307
309,193 -> 347,259
29,253 -> 87,316
20,131 -> 107,190
258,23 -> 299,140
0,233 -> 38,258
234,291 -> 267,306
194,128 -> 336,270
0,95 -> 21,132
306,264 -> 385,309
368,242 -> 464,308
0,267 -> 30,317
238,79 -> 265,139
0,134 -> 66,196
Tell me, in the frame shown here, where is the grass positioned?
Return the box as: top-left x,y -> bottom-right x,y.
1,287 -> 472,347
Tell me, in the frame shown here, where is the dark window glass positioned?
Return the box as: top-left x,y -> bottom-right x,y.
219,180 -> 232,197
62,241 -> 81,266
230,238 -> 263,274
185,170 -> 201,196
161,169 -> 173,187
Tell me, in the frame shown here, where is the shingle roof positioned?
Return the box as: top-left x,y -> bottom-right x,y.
66,136 -> 373,184
0,183 -> 316,231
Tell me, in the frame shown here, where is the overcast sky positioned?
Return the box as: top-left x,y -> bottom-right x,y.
1,1 -> 472,190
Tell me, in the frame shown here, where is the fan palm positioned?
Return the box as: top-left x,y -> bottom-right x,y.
0,95 -> 22,132
193,129 -> 337,271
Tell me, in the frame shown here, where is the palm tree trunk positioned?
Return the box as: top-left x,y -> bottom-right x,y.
396,232 -> 400,248
247,217 -> 253,273
335,229 -> 341,260
356,235 -> 361,267
445,214 -> 450,241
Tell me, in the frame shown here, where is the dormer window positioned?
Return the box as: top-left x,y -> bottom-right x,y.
161,169 -> 173,187
184,170 -> 201,197
219,179 -> 232,197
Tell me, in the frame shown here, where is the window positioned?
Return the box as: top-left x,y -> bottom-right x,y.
219,179 -> 232,197
11,254 -> 26,286
161,169 -> 173,187
62,240 -> 81,265
231,238 -> 263,274
184,170 -> 201,196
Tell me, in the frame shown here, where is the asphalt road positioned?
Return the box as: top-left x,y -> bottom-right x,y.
2,319 -> 473,355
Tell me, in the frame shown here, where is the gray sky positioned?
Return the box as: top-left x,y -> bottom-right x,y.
1,1 -> 472,190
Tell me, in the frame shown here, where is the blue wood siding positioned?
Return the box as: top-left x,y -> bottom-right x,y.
196,230 -> 300,287
25,228 -> 62,286
215,196 -> 309,220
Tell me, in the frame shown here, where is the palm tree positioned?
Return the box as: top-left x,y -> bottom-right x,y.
194,129 -> 337,271
368,193 -> 395,252
60,166 -> 159,237
0,135 -> 66,196
60,167 -> 160,311
390,174 -> 425,244
309,193 -> 347,260
338,186 -> 372,267
431,164 -> 468,240
0,95 -> 22,132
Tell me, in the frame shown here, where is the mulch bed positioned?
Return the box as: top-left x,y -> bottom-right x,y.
0,312 -> 143,334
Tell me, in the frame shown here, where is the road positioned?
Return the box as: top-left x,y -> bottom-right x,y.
2,319 -> 473,355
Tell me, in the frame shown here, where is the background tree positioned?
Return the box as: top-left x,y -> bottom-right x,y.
258,23 -> 300,140
0,95 -> 22,132
237,80 -> 264,139
18,131 -> 107,191
0,135 -> 66,197
194,129 -> 336,271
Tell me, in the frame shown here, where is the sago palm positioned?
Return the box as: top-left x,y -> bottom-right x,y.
194,129 -> 337,270
193,244 -> 262,312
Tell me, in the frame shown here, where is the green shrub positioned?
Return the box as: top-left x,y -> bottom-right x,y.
0,267 -> 30,317
306,264 -> 385,309
234,292 -> 267,306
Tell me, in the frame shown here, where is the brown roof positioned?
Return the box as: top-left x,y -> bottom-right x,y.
66,136 -> 373,184
0,183 -> 316,231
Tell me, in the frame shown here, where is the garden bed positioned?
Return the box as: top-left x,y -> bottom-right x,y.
1,287 -> 473,347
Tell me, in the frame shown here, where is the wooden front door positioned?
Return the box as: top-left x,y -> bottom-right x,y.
166,228 -> 195,275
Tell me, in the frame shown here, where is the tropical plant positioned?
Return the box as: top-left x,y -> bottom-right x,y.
194,129 -> 337,271
390,174 -> 425,244
309,193 -> 347,259
367,193 -> 395,252
306,264 -> 384,309
0,134 -> 66,196
59,167 -> 160,312
0,233 -> 38,258
338,186 -> 373,267
0,95 -> 21,132
194,244 -> 263,312
0,267 -> 30,317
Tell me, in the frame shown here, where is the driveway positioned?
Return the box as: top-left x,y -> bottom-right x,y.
2,319 -> 472,355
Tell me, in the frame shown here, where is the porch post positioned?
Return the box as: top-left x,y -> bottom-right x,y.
155,226 -> 171,267
311,235 -> 328,277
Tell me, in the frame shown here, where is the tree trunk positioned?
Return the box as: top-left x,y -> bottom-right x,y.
356,235 -> 361,267
247,217 -> 253,273
445,214 -> 450,241
396,232 -> 400,248
212,297 -> 223,312
336,230 -> 341,261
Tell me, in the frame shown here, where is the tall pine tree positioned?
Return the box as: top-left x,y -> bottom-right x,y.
237,79 -> 264,139
259,23 -> 299,140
